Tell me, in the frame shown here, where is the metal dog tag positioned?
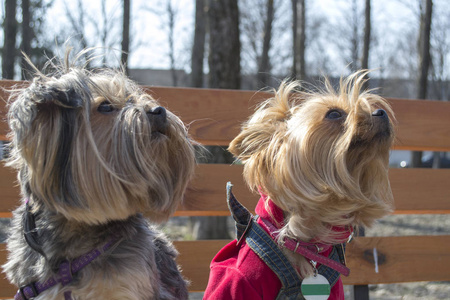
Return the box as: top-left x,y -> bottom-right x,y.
301,273 -> 331,300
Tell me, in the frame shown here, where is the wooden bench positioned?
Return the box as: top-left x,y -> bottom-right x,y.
0,80 -> 449,298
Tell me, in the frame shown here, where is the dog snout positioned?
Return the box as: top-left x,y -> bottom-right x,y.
372,109 -> 388,119
370,108 -> 392,140
147,106 -> 168,134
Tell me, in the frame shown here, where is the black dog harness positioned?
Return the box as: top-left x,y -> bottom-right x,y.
16,201 -> 119,300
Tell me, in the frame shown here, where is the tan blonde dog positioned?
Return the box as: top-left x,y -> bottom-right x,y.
204,71 -> 395,300
3,50 -> 196,300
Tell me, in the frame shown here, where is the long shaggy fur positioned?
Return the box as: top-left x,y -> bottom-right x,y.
229,71 -> 395,277
3,50 -> 196,299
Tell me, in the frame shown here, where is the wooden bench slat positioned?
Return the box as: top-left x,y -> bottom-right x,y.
2,81 -> 450,151
179,236 -> 450,289
1,164 -> 449,216
0,81 -> 266,146
343,235 -> 450,285
174,240 -> 230,293
177,236 -> 450,291
0,243 -> 15,297
389,99 -> 450,151
183,166 -> 450,215
1,235 -> 449,296
389,168 -> 450,214
178,236 -> 450,290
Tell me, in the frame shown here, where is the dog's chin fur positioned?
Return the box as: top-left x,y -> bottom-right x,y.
229,71 -> 395,278
3,49 -> 195,299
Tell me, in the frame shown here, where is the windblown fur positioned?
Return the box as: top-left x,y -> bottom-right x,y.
3,50 -> 196,299
229,71 -> 395,277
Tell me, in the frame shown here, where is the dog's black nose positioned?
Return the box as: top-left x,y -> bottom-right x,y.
147,106 -> 168,134
372,109 -> 388,119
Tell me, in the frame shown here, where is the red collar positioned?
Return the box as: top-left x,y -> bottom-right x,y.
255,193 -> 351,276
255,194 -> 285,227
255,193 -> 353,242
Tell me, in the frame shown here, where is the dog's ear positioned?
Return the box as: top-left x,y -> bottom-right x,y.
25,78 -> 85,109
229,88 -> 292,161
33,84 -> 84,108
229,123 -> 280,162
7,78 -> 88,212
8,79 -> 87,149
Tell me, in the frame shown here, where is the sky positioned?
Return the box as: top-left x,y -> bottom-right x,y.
45,0 -> 195,70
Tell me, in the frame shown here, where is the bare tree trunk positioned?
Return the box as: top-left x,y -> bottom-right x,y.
208,0 -> 241,89
121,0 -> 130,74
193,215 -> 231,239
411,151 -> 424,168
361,0 -> 371,90
361,0 -> 370,70
191,0 -> 206,88
195,0 -> 241,240
257,0 -> 274,87
292,0 -> 306,80
21,0 -> 32,80
417,0 -> 432,100
292,0 -> 297,77
166,1 -> 178,86
2,0 -> 18,79
412,0 -> 433,168
432,152 -> 441,169
189,0 -> 207,233
100,0 -> 108,65
350,0 -> 359,71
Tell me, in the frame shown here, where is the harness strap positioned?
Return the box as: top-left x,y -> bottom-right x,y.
15,237 -> 120,300
259,217 -> 350,276
23,201 -> 46,258
226,182 -> 348,296
246,217 -> 303,297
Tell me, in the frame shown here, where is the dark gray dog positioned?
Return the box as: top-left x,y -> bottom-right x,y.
3,50 -> 196,299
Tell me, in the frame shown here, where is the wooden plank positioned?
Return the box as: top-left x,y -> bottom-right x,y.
0,243 -> 16,297
1,164 -> 450,215
1,81 -> 450,151
180,164 -> 255,215
1,236 -> 449,296
389,168 -> 450,213
343,235 -> 450,285
177,236 -> 450,289
174,240 -> 230,292
390,99 -> 450,152
0,164 -> 20,214
184,166 -> 450,215
0,81 -> 266,146
142,86 -> 265,146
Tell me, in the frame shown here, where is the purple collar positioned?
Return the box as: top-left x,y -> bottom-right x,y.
15,236 -> 120,300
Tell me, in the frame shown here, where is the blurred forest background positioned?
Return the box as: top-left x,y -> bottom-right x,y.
1,1 -> 450,299
1,0 -> 449,97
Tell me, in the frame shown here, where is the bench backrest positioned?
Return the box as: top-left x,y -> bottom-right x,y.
0,80 -> 449,296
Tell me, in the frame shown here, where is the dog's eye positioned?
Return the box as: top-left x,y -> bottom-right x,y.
325,109 -> 344,120
97,101 -> 115,113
